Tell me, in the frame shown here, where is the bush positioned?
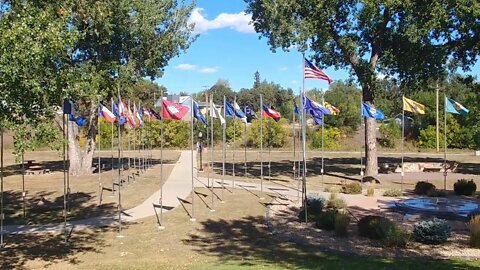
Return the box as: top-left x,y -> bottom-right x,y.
469,215 -> 480,248
414,181 -> 436,195
454,179 -> 477,196
413,218 -> 451,244
366,185 -> 375,197
358,215 -> 395,240
334,213 -> 350,237
385,226 -> 410,248
248,118 -> 288,148
379,121 -> 401,148
427,189 -> 447,197
315,210 -> 337,231
298,194 -> 326,222
324,185 -> 342,193
327,193 -> 347,211
383,189 -> 402,197
310,127 -> 343,150
342,182 -> 362,194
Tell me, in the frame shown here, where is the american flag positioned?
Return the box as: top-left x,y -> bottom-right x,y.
304,58 -> 332,84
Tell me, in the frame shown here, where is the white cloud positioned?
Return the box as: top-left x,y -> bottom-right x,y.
175,63 -> 197,70
198,67 -> 218,74
188,8 -> 255,34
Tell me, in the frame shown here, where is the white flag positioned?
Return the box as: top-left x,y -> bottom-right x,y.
210,101 -> 226,126
234,101 -> 248,123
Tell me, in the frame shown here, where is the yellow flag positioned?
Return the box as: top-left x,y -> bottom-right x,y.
323,101 -> 340,115
403,96 -> 425,114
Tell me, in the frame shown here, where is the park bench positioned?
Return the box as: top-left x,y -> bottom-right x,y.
25,165 -> 50,175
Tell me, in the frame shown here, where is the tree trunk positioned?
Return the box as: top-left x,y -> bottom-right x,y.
363,87 -> 378,176
67,103 -> 98,176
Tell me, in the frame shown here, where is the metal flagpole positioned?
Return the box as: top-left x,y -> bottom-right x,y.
190,97 -> 196,221
22,151 -> 25,218
142,102 -> 145,172
244,121 -> 247,177
222,95 -> 226,202
159,90 -> 165,229
98,98 -> 102,204
301,54 -> 308,222
401,96 -> 405,192
66,113 -> 70,213
321,95 -> 325,187
62,103 -> 68,243
111,99 -> 115,194
293,101 -> 298,201
117,89 -> 123,237
360,97 -> 364,180
233,95 -> 236,179
0,126 -> 4,248
268,120 -> 272,180
260,94 -> 264,197
210,95 -> 215,208
127,101 -> 131,173
207,96 -> 214,211
443,95 -> 447,191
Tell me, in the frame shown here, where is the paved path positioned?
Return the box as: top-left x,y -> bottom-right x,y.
2,150 -> 381,235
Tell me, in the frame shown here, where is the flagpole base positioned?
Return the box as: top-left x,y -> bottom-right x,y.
259,197 -> 265,200
209,209 -> 216,212
158,226 -> 165,230
116,235 -> 125,239
189,218 -> 196,222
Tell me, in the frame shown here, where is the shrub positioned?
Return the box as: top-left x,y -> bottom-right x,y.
385,226 -> 410,248
414,181 -> 436,195
427,189 -> 447,197
383,189 -> 402,197
454,179 -> 477,196
334,213 -> 350,237
470,215 -> 480,248
315,210 -> 337,231
413,218 -> 451,244
298,194 -> 326,222
366,185 -> 375,197
327,193 -> 347,211
310,127 -> 343,150
324,185 -> 342,193
379,120 -> 401,148
342,182 -> 362,194
248,118 -> 288,148
358,215 -> 395,240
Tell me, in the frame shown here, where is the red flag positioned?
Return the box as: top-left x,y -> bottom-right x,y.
162,100 -> 189,120
261,105 -> 281,121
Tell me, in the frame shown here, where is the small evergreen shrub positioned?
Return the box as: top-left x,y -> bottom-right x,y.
334,213 -> 350,237
414,181 -> 436,195
315,210 -> 337,231
358,215 -> 394,240
469,215 -> 480,248
298,194 -> 326,222
306,193 -> 326,210
366,185 -> 375,197
383,189 -> 402,197
343,182 -> 362,194
385,226 -> 410,248
427,189 -> 447,197
379,120 -> 401,148
413,218 -> 451,244
454,179 -> 477,196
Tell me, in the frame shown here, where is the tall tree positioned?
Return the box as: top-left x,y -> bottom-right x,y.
245,0 -> 479,175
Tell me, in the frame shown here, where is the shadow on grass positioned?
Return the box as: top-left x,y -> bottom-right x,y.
0,227 -> 109,269
183,215 -> 480,270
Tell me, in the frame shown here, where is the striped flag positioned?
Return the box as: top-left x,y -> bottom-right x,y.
304,58 -> 332,84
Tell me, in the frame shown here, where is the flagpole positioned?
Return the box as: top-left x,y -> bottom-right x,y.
66,112 -> 70,213
321,94 -> 325,187
233,95 -> 236,179
360,96 -> 364,181
401,96 -> 405,192
244,120 -> 247,177
21,150 -> 25,219
260,94 -> 264,197
190,97 -> 196,221
0,125 -> 4,248
117,89 -> 123,237
292,102 -> 297,200
111,99 -> 115,194
98,98 -> 102,205
127,100 -> 131,173
159,90 -> 165,229
301,54 -> 307,222
443,95 -> 447,191
62,102 -> 68,243
268,120 -> 271,181
222,95 -> 226,202
210,94 -> 215,208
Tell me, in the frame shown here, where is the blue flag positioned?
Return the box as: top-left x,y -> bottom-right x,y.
225,101 -> 235,118
294,103 -> 300,115
193,100 -> 208,125
112,101 -> 126,125
362,103 -> 384,120
150,108 -> 161,120
445,97 -> 469,116
303,95 -> 330,119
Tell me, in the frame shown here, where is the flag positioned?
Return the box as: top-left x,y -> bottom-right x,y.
112,101 -> 126,125
118,96 -> 126,116
136,105 -> 144,126
126,104 -> 137,128
262,104 -> 282,121
63,99 -> 74,114
162,99 -> 189,120
225,101 -> 236,118
244,106 -> 256,119
233,101 -> 247,123
143,108 -> 155,119
304,58 -> 332,84
68,114 -> 87,127
210,102 -> 226,125
99,103 -> 116,123
403,96 -> 425,114
193,99 -> 208,125
294,103 -> 300,115
150,108 -> 161,120
324,101 -> 340,115
445,97 -> 469,116
362,103 -> 384,120
303,95 -> 331,118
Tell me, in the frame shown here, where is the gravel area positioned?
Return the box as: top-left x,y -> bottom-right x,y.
267,199 -> 480,260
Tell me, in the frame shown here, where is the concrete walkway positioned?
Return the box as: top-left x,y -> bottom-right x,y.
2,150 -> 380,234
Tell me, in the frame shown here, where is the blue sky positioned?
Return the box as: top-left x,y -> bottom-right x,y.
156,0 -> 479,95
